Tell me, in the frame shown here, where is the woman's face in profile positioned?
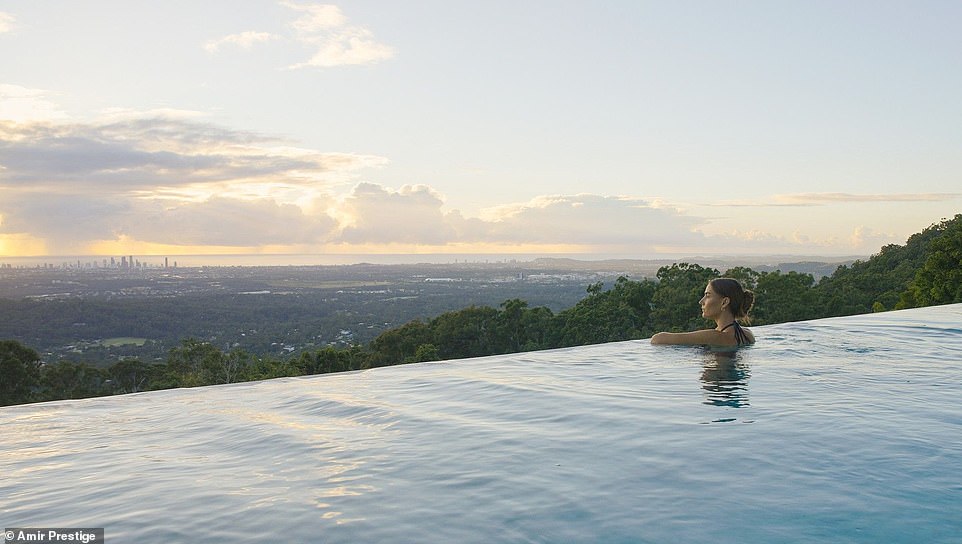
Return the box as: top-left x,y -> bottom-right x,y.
700,283 -> 727,320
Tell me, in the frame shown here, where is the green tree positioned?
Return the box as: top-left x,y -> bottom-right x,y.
815,216 -> 955,315
498,299 -> 529,353
751,271 -> 816,325
553,277 -> 656,346
242,356 -> 298,381
368,320 -> 434,366
519,305 -> 555,351
413,343 -> 440,362
430,306 -> 501,359
649,263 -> 719,332
39,361 -> 107,401
108,359 -> 152,394
205,348 -> 252,385
295,345 -> 369,375
165,338 -> 224,387
1,340 -> 42,406
908,214 -> 962,306
723,266 -> 760,290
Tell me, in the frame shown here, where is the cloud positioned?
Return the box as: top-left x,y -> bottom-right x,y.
710,192 -> 962,208
334,188 -> 707,251
337,183 -> 460,244
696,224 -> 905,256
1,95 -> 924,256
0,12 -> 15,34
124,196 -> 337,246
0,191 -> 338,251
204,31 -> 278,53
4,154 -> 715,252
0,113 -> 387,193
0,84 -> 69,123
288,25 -> 395,69
774,192 -> 961,204
0,192 -> 131,251
848,226 -> 901,251
482,195 -> 705,249
284,3 -> 346,32
0,112 -> 386,251
283,2 -> 394,69
203,3 -> 394,68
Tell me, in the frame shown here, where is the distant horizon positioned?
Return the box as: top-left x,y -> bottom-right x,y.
0,251 -> 867,269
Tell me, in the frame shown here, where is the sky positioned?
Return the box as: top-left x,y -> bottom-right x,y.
1,1 -> 960,260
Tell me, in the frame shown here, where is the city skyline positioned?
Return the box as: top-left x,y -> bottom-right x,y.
1,1 -> 960,259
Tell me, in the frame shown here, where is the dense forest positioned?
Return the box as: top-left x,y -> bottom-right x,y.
3,214 -> 961,407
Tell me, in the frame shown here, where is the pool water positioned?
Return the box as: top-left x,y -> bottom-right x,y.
2,304 -> 961,543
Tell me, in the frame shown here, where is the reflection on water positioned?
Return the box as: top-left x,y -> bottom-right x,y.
2,305 -> 961,544
700,349 -> 750,408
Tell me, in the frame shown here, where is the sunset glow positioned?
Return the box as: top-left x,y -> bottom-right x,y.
1,2 -> 960,260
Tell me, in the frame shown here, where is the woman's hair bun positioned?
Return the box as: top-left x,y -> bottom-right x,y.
741,289 -> 755,316
710,277 -> 755,320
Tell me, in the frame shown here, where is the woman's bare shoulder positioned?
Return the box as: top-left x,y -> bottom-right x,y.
651,329 -> 735,346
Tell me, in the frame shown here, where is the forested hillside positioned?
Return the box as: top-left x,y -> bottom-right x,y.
3,214 -> 960,407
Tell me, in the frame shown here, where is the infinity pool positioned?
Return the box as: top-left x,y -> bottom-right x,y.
2,304 -> 961,543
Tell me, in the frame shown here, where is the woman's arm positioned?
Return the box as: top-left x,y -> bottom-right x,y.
651,329 -> 735,346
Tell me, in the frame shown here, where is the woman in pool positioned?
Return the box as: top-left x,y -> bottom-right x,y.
651,278 -> 756,346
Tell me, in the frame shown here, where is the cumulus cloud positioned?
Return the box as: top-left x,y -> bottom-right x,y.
204,31 -> 278,53
0,192 -> 131,252
0,191 -> 338,251
0,112 -> 386,251
285,3 -> 346,32
337,183 -> 460,244
332,188 -> 707,251
125,196 -> 337,246
288,25 -> 395,69
848,226 -> 901,251
0,84 -> 69,123
203,3 -> 394,69
284,2 -> 394,69
0,12 -> 15,34
482,195 -> 704,248
697,224 -> 905,256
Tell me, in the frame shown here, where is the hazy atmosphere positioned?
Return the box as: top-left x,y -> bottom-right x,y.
1,1 -> 960,259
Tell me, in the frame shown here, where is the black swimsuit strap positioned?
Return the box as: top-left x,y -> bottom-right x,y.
720,321 -> 750,345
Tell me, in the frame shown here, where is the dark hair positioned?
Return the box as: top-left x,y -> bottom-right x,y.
710,278 -> 755,323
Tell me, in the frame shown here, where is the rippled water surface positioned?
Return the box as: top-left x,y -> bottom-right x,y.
3,305 -> 961,543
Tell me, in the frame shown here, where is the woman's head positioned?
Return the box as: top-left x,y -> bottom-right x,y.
708,278 -> 755,322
